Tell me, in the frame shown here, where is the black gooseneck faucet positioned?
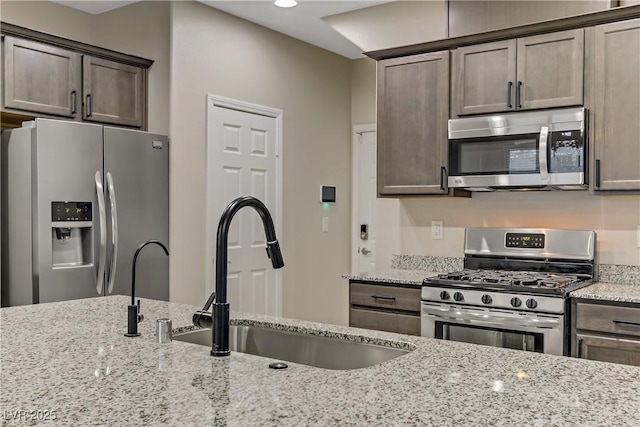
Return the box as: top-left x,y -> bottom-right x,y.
125,240 -> 169,337
193,196 -> 284,356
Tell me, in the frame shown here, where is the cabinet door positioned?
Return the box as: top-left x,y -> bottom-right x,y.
3,36 -> 80,117
83,56 -> 144,128
517,29 -> 584,110
377,52 -> 449,195
453,40 -> 516,116
576,334 -> 640,367
592,19 -> 640,191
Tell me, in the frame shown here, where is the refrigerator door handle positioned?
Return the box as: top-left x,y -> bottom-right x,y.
95,171 -> 107,295
106,172 -> 118,295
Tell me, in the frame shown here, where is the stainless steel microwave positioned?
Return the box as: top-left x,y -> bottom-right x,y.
447,107 -> 587,191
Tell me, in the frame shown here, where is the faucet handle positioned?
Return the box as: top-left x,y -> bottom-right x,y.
137,299 -> 144,323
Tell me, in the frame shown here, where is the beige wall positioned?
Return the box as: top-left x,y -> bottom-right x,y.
170,1 -> 352,325
0,1 -> 170,135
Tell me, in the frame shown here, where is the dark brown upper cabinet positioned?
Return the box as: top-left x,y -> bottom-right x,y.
377,51 -> 450,196
3,36 -> 81,118
453,29 -> 584,116
589,18 -> 640,191
2,33 -> 148,129
82,56 -> 144,128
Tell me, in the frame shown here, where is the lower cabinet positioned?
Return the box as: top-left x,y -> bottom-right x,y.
572,300 -> 640,366
575,334 -> 640,366
349,281 -> 421,336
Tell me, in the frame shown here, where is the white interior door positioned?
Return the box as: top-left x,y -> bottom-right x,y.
351,126 -> 377,274
206,95 -> 283,316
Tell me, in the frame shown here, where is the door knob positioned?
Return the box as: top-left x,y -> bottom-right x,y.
361,247 -> 371,255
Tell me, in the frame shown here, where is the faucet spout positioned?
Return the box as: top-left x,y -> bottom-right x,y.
210,196 -> 284,356
125,239 -> 169,337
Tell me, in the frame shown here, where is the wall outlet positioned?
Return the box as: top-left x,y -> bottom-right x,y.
322,217 -> 329,232
432,221 -> 444,240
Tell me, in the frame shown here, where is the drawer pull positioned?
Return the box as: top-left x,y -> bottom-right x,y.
613,320 -> 640,328
372,295 -> 396,302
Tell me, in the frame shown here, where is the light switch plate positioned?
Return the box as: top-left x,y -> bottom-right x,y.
432,221 -> 443,240
322,217 -> 329,232
637,225 -> 640,248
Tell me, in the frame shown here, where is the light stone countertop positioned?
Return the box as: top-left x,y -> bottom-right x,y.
342,269 -> 441,286
2,295 -> 640,426
570,282 -> 640,304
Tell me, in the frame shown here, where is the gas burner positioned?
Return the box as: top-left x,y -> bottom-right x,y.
434,269 -> 586,290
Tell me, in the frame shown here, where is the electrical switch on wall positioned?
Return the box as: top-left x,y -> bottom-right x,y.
322,217 -> 329,232
432,221 -> 443,240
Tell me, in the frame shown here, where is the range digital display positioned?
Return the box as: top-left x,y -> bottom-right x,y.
505,233 -> 545,249
51,201 -> 92,222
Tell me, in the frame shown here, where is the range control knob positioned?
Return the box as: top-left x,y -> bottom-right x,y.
453,292 -> 464,302
526,299 -> 538,309
439,290 -> 450,301
481,294 -> 493,305
510,297 -> 522,308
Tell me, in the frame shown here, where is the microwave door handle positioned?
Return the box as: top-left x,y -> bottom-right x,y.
539,126 -> 549,181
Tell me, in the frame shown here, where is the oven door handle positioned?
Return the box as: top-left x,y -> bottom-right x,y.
421,305 -> 561,329
539,125 -> 549,182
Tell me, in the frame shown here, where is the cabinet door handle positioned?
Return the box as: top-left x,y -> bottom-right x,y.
613,320 -> 640,328
516,81 -> 523,109
440,166 -> 446,191
507,81 -> 513,109
577,338 -> 584,358
71,90 -> 77,114
86,94 -> 92,117
595,159 -> 601,188
372,295 -> 396,302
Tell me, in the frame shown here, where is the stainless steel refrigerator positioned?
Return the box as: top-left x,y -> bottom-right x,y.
1,118 -> 169,306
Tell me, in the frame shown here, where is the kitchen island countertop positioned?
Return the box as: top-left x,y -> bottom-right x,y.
1,295 -> 640,426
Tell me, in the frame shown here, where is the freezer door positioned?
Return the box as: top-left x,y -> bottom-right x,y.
34,119 -> 104,303
103,127 -> 169,301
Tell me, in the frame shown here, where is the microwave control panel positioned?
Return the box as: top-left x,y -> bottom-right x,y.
505,233 -> 545,249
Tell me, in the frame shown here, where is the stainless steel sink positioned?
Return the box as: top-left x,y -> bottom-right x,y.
173,324 -> 410,370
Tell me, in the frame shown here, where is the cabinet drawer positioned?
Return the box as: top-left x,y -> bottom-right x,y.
576,303 -> 640,338
349,307 -> 420,336
576,333 -> 640,367
350,282 -> 421,313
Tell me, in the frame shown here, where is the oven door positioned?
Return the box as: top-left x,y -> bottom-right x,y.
421,302 -> 564,355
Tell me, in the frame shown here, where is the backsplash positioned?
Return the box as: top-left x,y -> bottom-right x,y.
392,255 -> 640,286
392,255 -> 463,272
599,265 -> 640,286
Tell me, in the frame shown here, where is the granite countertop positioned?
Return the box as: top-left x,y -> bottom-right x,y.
342,269 -> 440,286
571,282 -> 640,304
2,295 -> 640,426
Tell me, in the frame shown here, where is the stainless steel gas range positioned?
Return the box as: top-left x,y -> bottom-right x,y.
421,228 -> 596,356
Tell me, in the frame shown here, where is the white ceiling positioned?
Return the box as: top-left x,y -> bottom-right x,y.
50,0 -> 395,59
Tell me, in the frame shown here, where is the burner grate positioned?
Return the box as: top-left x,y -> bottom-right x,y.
437,269 -> 584,289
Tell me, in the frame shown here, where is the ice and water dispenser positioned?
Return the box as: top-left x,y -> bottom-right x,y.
51,201 -> 93,267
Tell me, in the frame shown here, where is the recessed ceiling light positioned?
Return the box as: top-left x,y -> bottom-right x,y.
274,0 -> 297,8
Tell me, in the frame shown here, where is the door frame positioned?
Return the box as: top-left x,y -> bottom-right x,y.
351,124 -> 376,274
205,94 -> 284,316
